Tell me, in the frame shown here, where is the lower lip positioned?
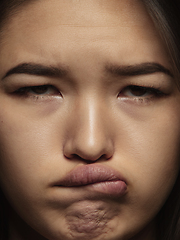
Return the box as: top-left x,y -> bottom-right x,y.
86,180 -> 127,196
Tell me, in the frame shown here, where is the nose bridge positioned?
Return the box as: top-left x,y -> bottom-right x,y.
64,95 -> 113,161
84,97 -> 100,147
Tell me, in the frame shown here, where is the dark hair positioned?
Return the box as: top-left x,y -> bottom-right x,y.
141,1 -> 180,239
0,0 -> 180,239
143,0 -> 180,88
143,0 -> 180,240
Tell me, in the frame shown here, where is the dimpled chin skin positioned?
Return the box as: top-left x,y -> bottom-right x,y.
32,200 -> 147,240
0,0 -> 180,240
64,201 -> 117,239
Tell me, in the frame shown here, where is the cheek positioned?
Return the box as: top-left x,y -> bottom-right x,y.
0,110 -> 67,235
0,109 -> 59,198
116,98 -> 180,179
115,104 -> 180,222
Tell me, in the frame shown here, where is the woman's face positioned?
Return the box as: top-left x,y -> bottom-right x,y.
0,0 -> 180,239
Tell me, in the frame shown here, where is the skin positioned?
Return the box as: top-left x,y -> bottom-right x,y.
0,0 -> 180,239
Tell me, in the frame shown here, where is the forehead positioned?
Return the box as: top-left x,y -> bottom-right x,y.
0,0 -> 170,77
5,0 -> 153,27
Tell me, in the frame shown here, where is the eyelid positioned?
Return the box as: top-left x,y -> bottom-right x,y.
14,84 -> 63,98
117,85 -> 166,99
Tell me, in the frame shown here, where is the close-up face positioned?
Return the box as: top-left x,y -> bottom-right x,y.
0,0 -> 180,239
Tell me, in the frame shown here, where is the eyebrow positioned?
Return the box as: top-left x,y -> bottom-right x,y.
2,62 -> 173,81
105,62 -> 173,77
2,63 -> 68,80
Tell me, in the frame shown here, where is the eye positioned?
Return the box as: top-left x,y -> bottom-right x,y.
15,85 -> 62,97
118,85 -> 164,98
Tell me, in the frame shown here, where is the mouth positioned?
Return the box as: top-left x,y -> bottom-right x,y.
54,164 -> 127,197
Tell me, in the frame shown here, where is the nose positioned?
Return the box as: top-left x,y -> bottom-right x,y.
63,97 -> 114,162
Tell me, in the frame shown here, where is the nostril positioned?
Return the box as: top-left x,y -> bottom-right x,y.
65,153 -> 112,163
63,126 -> 114,162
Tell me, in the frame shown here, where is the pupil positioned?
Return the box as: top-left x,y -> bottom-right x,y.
32,86 -> 48,94
130,86 -> 146,96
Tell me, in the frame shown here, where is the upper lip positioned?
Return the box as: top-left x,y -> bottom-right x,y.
54,164 -> 127,187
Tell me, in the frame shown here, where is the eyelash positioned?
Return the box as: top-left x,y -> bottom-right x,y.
14,85 -> 62,98
13,84 -> 165,103
118,85 -> 165,99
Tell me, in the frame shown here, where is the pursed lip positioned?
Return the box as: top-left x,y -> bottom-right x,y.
54,164 -> 127,188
